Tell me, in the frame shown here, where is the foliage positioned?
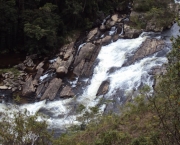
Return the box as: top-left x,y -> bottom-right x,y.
0,109 -> 52,145
0,67 -> 20,78
131,0 -> 176,30
0,0 -> 130,54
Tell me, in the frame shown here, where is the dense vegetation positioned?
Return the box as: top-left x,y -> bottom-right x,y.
0,0 -> 129,54
131,0 -> 176,30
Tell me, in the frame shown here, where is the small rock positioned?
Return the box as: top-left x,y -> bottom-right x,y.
102,36 -> 112,45
111,14 -> 118,22
56,66 -> 68,76
0,86 -> 8,89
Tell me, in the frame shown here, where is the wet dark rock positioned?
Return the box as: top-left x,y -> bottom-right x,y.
41,78 -> 62,100
113,34 -> 120,42
60,86 -> 75,98
96,81 -> 109,96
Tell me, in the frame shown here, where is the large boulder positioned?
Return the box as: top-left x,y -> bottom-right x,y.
40,78 -> 62,100
22,76 -> 35,96
60,86 -> 75,98
74,43 -> 95,66
130,38 -> 164,64
73,44 -> 101,77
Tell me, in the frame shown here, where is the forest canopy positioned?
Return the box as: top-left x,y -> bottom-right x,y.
0,0 -> 130,54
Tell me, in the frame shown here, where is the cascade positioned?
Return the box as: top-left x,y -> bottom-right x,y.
0,1 -> 180,136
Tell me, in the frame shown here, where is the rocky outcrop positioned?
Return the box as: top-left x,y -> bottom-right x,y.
73,43 -> 97,76
60,86 -> 75,98
73,43 -> 102,77
40,78 -> 62,100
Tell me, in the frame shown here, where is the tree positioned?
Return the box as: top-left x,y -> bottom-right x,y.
0,109 -> 52,145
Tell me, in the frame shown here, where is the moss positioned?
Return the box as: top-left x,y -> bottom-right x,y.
0,67 -> 20,78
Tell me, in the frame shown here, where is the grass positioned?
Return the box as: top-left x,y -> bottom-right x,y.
0,67 -> 20,78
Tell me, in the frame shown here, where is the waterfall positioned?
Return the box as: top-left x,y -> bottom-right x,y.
0,4 -> 180,132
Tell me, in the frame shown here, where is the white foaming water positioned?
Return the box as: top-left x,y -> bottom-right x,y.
0,32 -> 171,130
77,36 -> 147,106
109,26 -> 117,35
175,0 -> 180,3
107,55 -> 167,98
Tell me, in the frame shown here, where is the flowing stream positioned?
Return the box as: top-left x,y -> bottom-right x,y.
0,8 -> 180,135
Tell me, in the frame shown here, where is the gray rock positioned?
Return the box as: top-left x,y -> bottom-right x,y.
34,68 -> 44,80
22,76 -> 35,96
124,24 -> 142,38
73,60 -> 85,76
74,43 -> 95,66
130,38 -> 165,64
41,78 -> 62,100
60,86 -> 75,98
